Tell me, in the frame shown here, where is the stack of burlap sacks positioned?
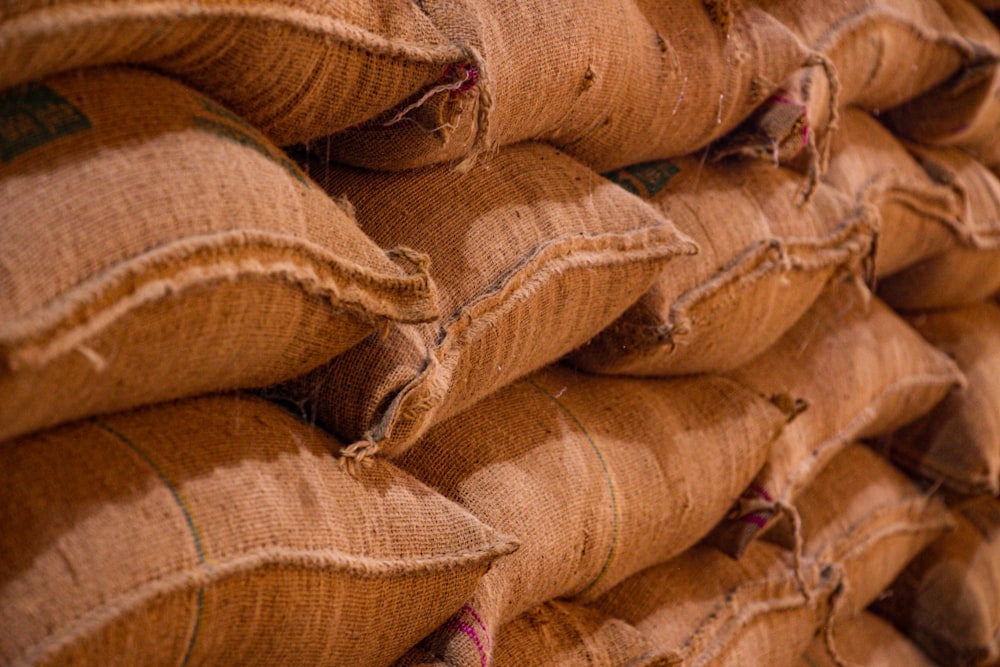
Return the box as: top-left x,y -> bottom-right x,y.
4,0 -> 1000,665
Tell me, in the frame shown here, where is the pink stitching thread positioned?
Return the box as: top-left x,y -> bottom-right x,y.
447,618 -> 488,667
739,484 -> 775,527
460,605 -> 492,651
767,94 -> 811,148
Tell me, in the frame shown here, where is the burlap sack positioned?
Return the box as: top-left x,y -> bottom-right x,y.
0,67 -> 439,444
315,0 -> 809,172
0,0 -> 465,146
875,496 -> 1000,667
0,393 -> 517,667
392,364 -> 787,667
706,279 -> 963,557
767,444 -> 954,623
720,0 -> 981,189
823,108 -> 965,278
566,155 -> 876,376
877,303 -> 1000,495
877,144 -> 1000,311
884,0 -> 1000,175
274,142 -> 695,461
592,540 -> 838,667
798,612 -> 940,667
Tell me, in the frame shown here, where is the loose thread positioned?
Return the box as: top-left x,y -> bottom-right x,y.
775,500 -> 813,603
455,45 -> 495,174
822,574 -> 856,667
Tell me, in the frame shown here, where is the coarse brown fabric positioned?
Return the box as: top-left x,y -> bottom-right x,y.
566,154 -> 876,376
592,540 -> 838,667
315,0 -> 809,172
875,496 -> 1000,667
798,612 -> 941,667
767,444 -> 954,623
720,0 -> 982,186
0,0 -> 464,146
822,108 -> 965,278
0,393 -> 517,667
0,67 -> 439,444
274,142 -> 695,461
877,303 -> 1000,495
706,279 -> 963,557
884,0 -> 1000,174
877,144 -> 1000,311
392,364 -> 787,667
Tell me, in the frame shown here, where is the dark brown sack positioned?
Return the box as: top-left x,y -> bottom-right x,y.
0,67 -> 439,443
875,496 -> 1000,667
876,144 -> 1000,310
877,302 -> 1000,495
315,0 -> 810,172
822,108 -> 965,278
707,280 -> 963,557
0,394 -> 516,667
0,0 -> 464,146
798,612 -> 941,667
567,154 -> 875,376
274,143 -> 694,461
392,364 -> 787,667
884,0 -> 1000,174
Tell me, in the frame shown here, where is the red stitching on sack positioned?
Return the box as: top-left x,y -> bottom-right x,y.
767,94 -> 810,148
447,618 -> 488,667
460,604 -> 492,650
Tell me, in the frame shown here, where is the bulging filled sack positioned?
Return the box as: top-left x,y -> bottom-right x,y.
707,279 -> 962,557
0,393 -> 516,667
875,496 -> 1000,667
315,0 -> 810,172
876,144 -> 1000,310
878,302 -> 1000,495
0,67 -> 439,443
822,108 -> 965,278
274,142 -> 694,461
392,364 -> 787,667
798,612 -> 941,667
0,0 -> 464,146
567,154 -> 875,376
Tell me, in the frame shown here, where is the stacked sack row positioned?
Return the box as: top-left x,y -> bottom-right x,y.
2,0 -> 1000,665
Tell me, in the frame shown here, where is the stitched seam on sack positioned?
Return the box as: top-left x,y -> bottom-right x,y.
813,10 -> 976,66
1,231 -> 439,367
528,379 -> 619,598
3,2 -> 465,63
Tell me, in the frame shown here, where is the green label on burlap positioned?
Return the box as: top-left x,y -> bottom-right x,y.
959,500 -> 1000,542
0,84 -> 91,162
602,161 -> 679,199
193,97 -> 309,186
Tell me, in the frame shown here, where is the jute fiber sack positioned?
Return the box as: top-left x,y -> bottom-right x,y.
0,0 -> 465,146
720,0 -> 982,191
0,393 -> 517,667
0,67 -> 439,444
876,144 -> 1000,311
766,444 -> 954,626
275,143 -> 695,461
315,0 -> 810,172
875,496 -> 1000,667
706,279 -> 963,558
566,154 -> 876,376
798,612 -> 940,667
591,540 -> 839,667
884,0 -> 1000,175
391,364 -> 788,667
823,108 -> 965,278
877,302 -> 1000,495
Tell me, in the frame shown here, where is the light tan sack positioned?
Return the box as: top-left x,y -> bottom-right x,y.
798,612 -> 941,667
822,108 -> 965,278
875,496 -> 1000,667
0,67 -> 439,443
0,393 -> 516,667
316,0 -> 810,172
567,155 -> 875,376
392,364 -> 787,667
878,303 -> 1000,495
275,143 -> 694,461
885,0 -> 1000,174
0,0 -> 465,146
876,144 -> 1000,310
707,279 -> 962,557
